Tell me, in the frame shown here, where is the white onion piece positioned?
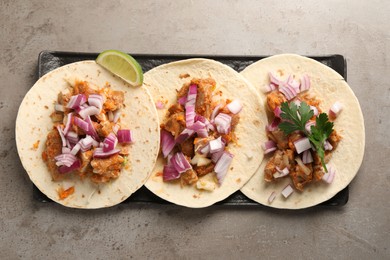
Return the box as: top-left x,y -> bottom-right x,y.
273,167 -> 289,178
322,164 -> 336,184
269,72 -> 282,86
329,101 -> 343,119
268,191 -> 276,204
214,151 -> 234,184
70,143 -> 81,155
214,113 -> 231,134
209,137 -> 223,154
294,137 -> 311,154
281,184 -> 294,198
113,109 -> 122,123
62,147 -> 71,154
305,120 -> 316,133
265,84 -> 277,93
273,106 -> 282,118
302,150 -> 313,164
310,106 -> 319,116
300,74 -> 310,92
78,106 -> 100,119
210,104 -> 221,122
226,100 -> 243,114
56,125 -> 66,147
262,140 -> 277,154
279,85 -> 297,100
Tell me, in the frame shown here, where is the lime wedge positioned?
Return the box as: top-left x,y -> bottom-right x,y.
96,50 -> 143,87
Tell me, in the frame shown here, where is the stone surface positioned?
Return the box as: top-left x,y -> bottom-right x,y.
0,0 -> 389,259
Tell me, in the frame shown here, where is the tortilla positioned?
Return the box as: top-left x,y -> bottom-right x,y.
143,58 -> 268,208
15,61 -> 160,209
240,54 -> 365,209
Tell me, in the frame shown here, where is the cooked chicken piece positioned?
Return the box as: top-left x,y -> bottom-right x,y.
104,89 -> 124,111
328,129 -> 342,150
96,120 -> 115,137
180,169 -> 198,185
290,163 -> 313,191
180,137 -> 195,158
90,154 -> 124,183
42,128 -> 63,181
168,103 -> 184,115
79,150 -> 93,176
264,150 -> 294,182
194,162 -> 215,177
162,111 -> 186,138
268,129 -> 289,150
267,91 -> 287,112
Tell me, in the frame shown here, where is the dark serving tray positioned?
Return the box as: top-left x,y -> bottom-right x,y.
33,51 -> 349,207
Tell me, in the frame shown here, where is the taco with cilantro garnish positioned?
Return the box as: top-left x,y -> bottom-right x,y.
16,61 -> 160,209
240,54 -> 365,209
143,58 -> 268,208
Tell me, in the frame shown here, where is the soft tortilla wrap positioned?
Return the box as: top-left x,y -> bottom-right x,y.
240,54 -> 365,209
16,61 -> 160,209
143,58 -> 268,208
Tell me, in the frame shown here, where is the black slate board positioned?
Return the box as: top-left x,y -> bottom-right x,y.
33,51 -> 349,207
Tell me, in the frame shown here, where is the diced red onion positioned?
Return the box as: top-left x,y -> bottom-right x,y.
279,85 -> 297,100
84,116 -> 99,141
210,104 -> 221,122
294,137 -> 311,154
79,135 -> 94,152
113,109 -> 122,123
300,74 -> 310,92
209,137 -> 223,154
214,151 -> 234,184
163,164 -> 180,181
175,128 -> 194,144
88,94 -> 103,111
200,144 -> 210,155
188,121 -> 208,138
70,143 -> 81,155
155,100 -> 165,109
56,125 -> 66,147
305,120 -> 316,133
55,153 -> 77,167
287,76 -> 300,93
170,152 -> 192,174
310,106 -> 319,116
65,131 -> 79,144
161,130 -> 175,158
93,147 -> 120,158
211,148 -> 224,163
214,113 -> 232,134
58,159 -> 81,174
329,101 -> 343,119
281,184 -> 294,198
269,72 -> 282,86
273,167 -> 290,178
267,117 -> 281,132
66,94 -> 86,109
185,105 -> 196,127
265,84 -> 277,93
78,106 -> 100,119
62,147 -> 71,154
185,85 -> 197,127
322,164 -> 336,184
103,133 -> 118,152
63,113 -> 73,135
262,140 -> 277,154
268,191 -> 276,204
274,106 -> 282,118
117,129 -> 133,144
302,150 -> 313,164
324,140 -> 333,151
74,116 -> 89,132
227,100 -> 243,114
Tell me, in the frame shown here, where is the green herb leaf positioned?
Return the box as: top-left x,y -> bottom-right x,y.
278,101 -> 333,172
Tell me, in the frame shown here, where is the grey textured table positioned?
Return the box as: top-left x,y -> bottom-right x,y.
1,1 -> 388,259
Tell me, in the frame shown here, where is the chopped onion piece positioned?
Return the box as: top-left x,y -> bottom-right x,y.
175,128 -> 194,144
281,184 -> 294,198
266,117 -> 281,132
329,101 -> 343,119
117,129 -> 133,144
70,143 -> 81,155
227,100 -> 243,114
274,106 -> 282,118
55,153 -> 77,167
161,130 -> 175,158
324,140 -> 333,151
58,159 -> 81,174
302,150 -> 313,164
112,109 -> 122,123
310,106 -> 319,116
74,116 -> 89,132
88,94 -> 103,111
93,147 -> 120,158
210,104 -> 221,122
66,94 -> 86,109
62,147 -> 71,154
155,100 -> 165,109
294,137 -> 311,154
300,74 -> 311,92
273,167 -> 289,178
265,83 -> 277,93
214,113 -> 232,134
322,164 -> 336,184
56,125 -> 66,147
287,78 -> 300,94
269,72 -> 282,86
178,96 -> 187,105
163,164 -> 180,181
262,140 -> 277,154
279,85 -> 297,100
268,191 -> 276,204
170,152 -> 192,174
214,151 -> 234,184
209,137 -> 223,154
78,106 -> 100,119
79,135 -> 94,152
65,131 -> 79,144
84,116 -> 99,141
103,133 -> 118,152
305,120 -> 316,133
188,121 -> 208,138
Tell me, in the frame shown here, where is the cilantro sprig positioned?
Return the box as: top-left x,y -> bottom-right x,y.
278,101 -> 334,172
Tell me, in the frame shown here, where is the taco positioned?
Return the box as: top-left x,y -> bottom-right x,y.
16,61 -> 160,209
143,58 -> 268,208
240,54 -> 365,209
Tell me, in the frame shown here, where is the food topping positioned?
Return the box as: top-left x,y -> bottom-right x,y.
42,80 -> 133,189
262,72 -> 342,195
160,78 -> 241,188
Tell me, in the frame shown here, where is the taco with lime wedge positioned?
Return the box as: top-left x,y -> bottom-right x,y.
240,54 -> 365,209
143,58 -> 268,208
16,60 -> 160,209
